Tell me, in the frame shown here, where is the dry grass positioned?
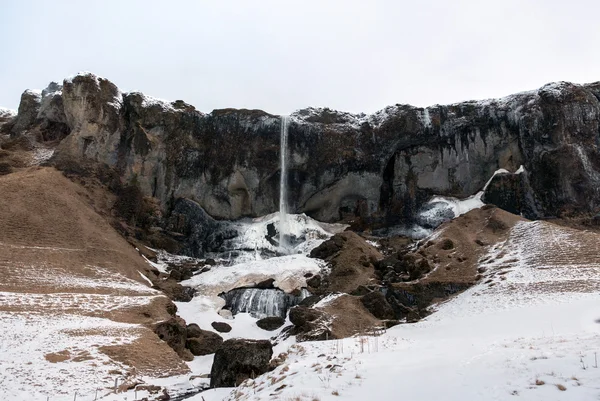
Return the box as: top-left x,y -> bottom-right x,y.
331,390 -> 340,396
535,379 -> 545,386
556,384 -> 567,391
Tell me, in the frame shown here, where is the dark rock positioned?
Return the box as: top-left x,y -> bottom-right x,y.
439,239 -> 455,250
186,323 -> 203,338
360,291 -> 395,320
11,90 -> 41,135
288,306 -> 333,341
255,278 -> 275,289
310,235 -> 344,259
204,258 -> 217,266
210,339 -> 273,388
289,306 -> 323,327
166,198 -> 235,257
297,295 -> 322,307
211,322 -> 232,333
256,316 -> 285,331
186,330 -> 224,356
8,72 -> 600,227
169,269 -> 182,281
306,275 -> 321,289
154,317 -> 192,361
152,279 -> 194,302
482,171 -> 540,219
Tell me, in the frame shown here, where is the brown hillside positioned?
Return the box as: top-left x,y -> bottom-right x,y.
0,167 -> 188,398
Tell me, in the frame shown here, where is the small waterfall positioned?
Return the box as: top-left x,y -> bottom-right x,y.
221,287 -> 309,319
279,115 -> 290,253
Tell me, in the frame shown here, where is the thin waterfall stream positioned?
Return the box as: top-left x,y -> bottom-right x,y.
279,115 -> 290,253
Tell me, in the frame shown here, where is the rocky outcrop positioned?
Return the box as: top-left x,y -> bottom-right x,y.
11,90 -> 41,134
483,170 -> 540,218
8,73 -> 600,229
360,291 -> 395,320
310,231 -> 382,294
288,306 -> 333,341
383,206 -> 525,321
210,339 -> 273,388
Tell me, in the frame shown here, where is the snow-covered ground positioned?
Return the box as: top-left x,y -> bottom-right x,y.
198,218 -> 600,401
5,204 -> 600,400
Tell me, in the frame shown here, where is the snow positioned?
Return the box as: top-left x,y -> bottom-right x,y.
137,93 -> 177,112
182,253 -> 324,296
0,313 -> 143,400
175,295 -> 290,340
64,72 -> 123,110
424,192 -> 485,219
23,89 -> 42,98
223,218 -> 600,401
212,213 -> 347,264
0,107 -> 17,118
313,293 -> 344,308
418,167 -> 513,225
30,147 -> 55,165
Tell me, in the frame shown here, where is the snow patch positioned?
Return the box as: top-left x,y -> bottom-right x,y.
182,254 -> 323,296
0,108 -> 17,118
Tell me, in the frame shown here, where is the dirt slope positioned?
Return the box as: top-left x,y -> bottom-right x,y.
0,167 -> 188,400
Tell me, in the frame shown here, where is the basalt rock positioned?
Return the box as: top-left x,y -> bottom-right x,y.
211,321 -> 232,333
210,339 -> 273,388
186,330 -> 224,356
256,316 -> 285,331
8,73 -> 600,226
154,317 -> 193,361
360,291 -> 395,320
288,306 -> 333,341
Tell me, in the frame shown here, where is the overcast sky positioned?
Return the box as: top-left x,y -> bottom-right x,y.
1,0 -> 599,115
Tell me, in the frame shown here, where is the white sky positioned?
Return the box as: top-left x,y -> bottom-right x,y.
1,0 -> 599,115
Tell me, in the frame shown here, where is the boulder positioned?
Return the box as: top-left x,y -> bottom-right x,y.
154,317 -> 192,361
360,291 -> 395,320
186,323 -> 203,338
306,275 -> 321,289
211,321 -> 232,333
210,339 -> 273,387
186,331 -> 224,356
256,316 -> 285,331
255,278 -> 275,289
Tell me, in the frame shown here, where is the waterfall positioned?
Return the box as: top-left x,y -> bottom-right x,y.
279,115 -> 290,253
221,287 -> 309,319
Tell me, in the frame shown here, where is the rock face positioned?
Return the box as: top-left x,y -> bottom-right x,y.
9,73 -> 600,229
210,339 -> 273,388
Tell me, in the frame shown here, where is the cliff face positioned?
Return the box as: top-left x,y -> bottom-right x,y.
6,72 -> 600,224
